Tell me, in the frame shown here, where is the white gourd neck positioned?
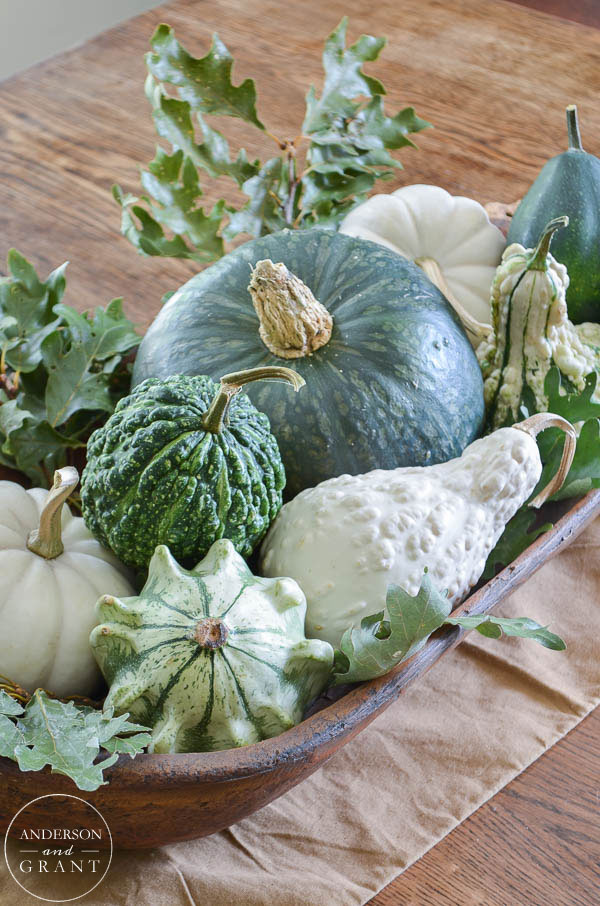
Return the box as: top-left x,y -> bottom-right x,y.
248,259 -> 333,359
414,256 -> 491,342
26,467 -> 79,560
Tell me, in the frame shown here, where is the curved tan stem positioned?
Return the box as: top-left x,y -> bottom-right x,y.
414,256 -> 491,342
27,467 -> 79,560
514,413 -> 576,508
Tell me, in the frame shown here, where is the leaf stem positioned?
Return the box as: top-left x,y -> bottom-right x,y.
284,152 -> 300,226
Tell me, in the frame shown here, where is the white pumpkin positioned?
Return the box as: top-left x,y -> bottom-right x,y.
0,467 -> 134,697
340,184 -> 505,336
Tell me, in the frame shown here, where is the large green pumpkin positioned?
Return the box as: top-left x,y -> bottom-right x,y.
133,229 -> 485,497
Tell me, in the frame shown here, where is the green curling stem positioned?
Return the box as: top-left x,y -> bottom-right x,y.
566,104 -> 583,151
202,365 -> 305,433
528,216 -> 569,271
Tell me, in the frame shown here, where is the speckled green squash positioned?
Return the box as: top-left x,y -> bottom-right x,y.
90,541 -> 334,753
133,229 -> 485,498
507,106 -> 600,324
81,368 -> 302,570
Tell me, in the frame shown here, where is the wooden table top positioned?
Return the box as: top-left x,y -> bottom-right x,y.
0,0 -> 598,902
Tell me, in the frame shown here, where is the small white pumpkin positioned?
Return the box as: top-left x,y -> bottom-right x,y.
0,467 -> 134,697
261,414 -> 575,648
340,184 -> 506,338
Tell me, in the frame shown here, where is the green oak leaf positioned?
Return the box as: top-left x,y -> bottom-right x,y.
544,367 -> 600,422
113,150 -> 226,263
224,157 -> 286,239
303,18 -> 386,134
481,508 -> 553,581
333,572 -> 451,684
147,24 -> 264,129
446,615 -> 565,650
302,20 -> 431,217
0,691 -> 25,717
149,87 -> 259,186
308,98 -> 429,172
114,186 -> 197,259
333,573 -> 566,684
301,167 -> 376,210
0,690 -> 150,792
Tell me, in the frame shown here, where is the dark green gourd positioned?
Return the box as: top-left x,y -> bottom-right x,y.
133,229 -> 485,498
81,366 -> 303,570
507,105 -> 600,324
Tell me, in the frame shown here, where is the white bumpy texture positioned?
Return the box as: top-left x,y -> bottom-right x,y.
261,427 -> 542,647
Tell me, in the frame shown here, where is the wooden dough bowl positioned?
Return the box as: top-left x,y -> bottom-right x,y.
1,490 -> 598,849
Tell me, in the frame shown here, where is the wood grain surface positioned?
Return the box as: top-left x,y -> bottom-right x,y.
0,0 -> 599,899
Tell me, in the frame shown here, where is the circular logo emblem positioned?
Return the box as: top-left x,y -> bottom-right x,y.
4,795 -> 112,903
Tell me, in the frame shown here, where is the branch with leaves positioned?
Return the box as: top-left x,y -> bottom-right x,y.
114,17 -> 431,262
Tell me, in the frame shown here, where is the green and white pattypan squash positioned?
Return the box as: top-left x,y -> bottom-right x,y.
340,184 -> 505,340
0,467 -> 134,697
90,540 -> 333,753
261,414 -> 575,647
478,216 -> 600,430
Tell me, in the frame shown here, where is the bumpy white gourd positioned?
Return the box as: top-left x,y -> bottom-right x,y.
0,468 -> 134,697
261,416 -> 575,647
340,184 -> 505,335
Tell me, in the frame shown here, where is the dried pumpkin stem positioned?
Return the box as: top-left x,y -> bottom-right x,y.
514,413 -> 577,508
202,365 -> 305,434
248,259 -> 333,358
566,104 -> 583,151
26,466 -> 79,560
194,617 -> 229,650
414,256 -> 491,341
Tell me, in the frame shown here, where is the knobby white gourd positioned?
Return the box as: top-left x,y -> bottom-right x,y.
261,415 -> 575,647
340,184 -> 505,339
0,468 -> 135,697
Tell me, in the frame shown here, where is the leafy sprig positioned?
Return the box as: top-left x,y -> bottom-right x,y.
332,573 -> 564,685
0,690 -> 150,791
114,18 -> 430,261
0,250 -> 140,488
